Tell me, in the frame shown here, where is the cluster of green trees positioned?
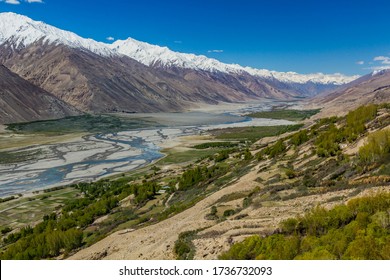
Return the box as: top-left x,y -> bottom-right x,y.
214,149 -> 231,162
1,215 -> 83,259
262,139 -> 286,158
214,124 -> 303,142
242,149 -> 253,160
247,109 -> 320,121
0,196 -> 16,203
290,129 -> 309,147
174,230 -> 197,260
359,129 -> 390,164
129,182 -> 160,205
314,105 -> 379,157
344,104 -> 378,142
193,142 -> 238,149
178,164 -> 228,190
257,105 -> 377,160
219,192 -> 390,260
315,123 -> 342,157
1,178 -> 161,259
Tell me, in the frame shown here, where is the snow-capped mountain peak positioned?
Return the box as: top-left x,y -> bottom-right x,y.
111,37 -> 244,73
0,12 -> 359,86
0,12 -> 115,56
110,37 -> 359,85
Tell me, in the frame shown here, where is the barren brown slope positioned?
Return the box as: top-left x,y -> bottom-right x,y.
0,65 -> 79,124
154,66 -> 294,101
0,42 -> 298,114
0,43 -> 187,113
309,70 -> 390,118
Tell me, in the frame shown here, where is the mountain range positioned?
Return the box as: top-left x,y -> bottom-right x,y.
310,69 -> 390,118
1,12 -> 387,125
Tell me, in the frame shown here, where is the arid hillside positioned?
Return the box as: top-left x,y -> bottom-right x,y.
0,65 -> 79,124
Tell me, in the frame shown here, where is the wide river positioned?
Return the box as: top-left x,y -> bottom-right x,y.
0,103 -> 296,197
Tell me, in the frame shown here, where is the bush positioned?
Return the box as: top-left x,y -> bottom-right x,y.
1,227 -> 12,235
223,209 -> 236,217
174,231 -> 197,260
263,140 -> 286,158
193,142 -> 238,149
359,129 -> 390,164
219,192 -> 390,260
291,130 -> 309,146
285,168 -> 296,179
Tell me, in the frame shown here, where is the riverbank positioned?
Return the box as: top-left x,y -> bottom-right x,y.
0,102 -> 298,197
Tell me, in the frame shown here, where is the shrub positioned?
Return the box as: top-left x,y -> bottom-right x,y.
359,129 -> 390,164
219,192 -> 390,260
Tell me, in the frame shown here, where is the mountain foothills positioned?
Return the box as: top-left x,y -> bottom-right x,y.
0,12 -> 360,124
0,65 -> 79,124
311,69 -> 390,118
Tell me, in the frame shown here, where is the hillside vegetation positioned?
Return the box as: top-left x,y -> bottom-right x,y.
247,109 -> 320,121
219,104 -> 390,260
1,104 -> 389,260
220,192 -> 390,260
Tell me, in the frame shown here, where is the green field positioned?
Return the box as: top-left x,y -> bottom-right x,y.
247,109 -> 320,121
157,149 -> 223,165
0,187 -> 79,230
210,124 -> 303,141
0,149 -> 46,164
6,114 -> 159,135
192,142 -> 239,149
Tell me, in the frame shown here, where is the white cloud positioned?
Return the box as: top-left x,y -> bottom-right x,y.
2,0 -> 21,4
106,36 -> 115,41
374,56 -> 390,64
356,61 -> 365,65
1,0 -> 44,3
207,50 -> 224,53
1,0 -> 44,4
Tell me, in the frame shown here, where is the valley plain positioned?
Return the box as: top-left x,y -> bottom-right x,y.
0,10 -> 389,261
0,101 -> 295,197
1,102 -> 389,260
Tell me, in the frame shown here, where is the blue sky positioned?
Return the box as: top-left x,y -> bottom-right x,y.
1,0 -> 390,75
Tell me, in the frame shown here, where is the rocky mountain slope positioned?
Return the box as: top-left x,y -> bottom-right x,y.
0,65 -> 79,124
310,69 -> 390,118
0,12 -> 359,115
